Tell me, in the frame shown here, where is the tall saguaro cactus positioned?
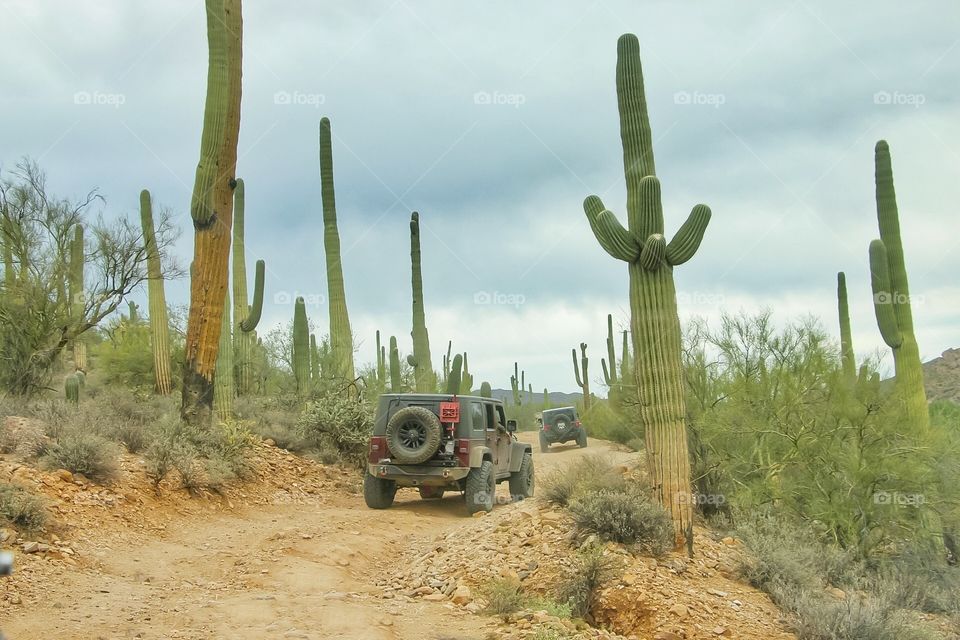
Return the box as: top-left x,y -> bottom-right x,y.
293,297 -> 310,398
582,34 -> 712,543
388,335 -> 402,393
837,272 -> 856,384
407,212 -> 436,392
572,343 -> 591,411
181,0 -> 243,426
868,141 -> 929,431
231,179 -> 265,395
318,118 -> 356,389
139,190 -> 173,395
69,224 -> 87,371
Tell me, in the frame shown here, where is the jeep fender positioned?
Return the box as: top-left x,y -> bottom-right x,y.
469,446 -> 493,468
508,442 -> 533,473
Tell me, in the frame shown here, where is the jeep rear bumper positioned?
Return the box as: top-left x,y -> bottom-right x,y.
367,462 -> 471,487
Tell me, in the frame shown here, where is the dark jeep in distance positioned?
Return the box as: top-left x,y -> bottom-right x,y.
537,406 -> 587,452
364,393 -> 534,514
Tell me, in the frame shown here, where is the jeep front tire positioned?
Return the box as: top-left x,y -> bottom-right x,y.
465,459 -> 495,514
364,474 -> 397,509
508,452 -> 534,500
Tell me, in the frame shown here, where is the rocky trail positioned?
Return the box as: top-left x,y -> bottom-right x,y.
0,432 -> 793,640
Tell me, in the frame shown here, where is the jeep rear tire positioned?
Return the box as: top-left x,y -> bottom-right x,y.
577,429 -> 588,448
385,406 -> 443,464
418,486 -> 445,500
465,460 -> 495,514
363,474 -> 397,509
539,432 -> 549,453
508,453 -> 534,500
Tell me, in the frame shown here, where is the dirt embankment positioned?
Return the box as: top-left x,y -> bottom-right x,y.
1,431 -> 793,640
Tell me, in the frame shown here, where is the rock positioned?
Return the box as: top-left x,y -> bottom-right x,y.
654,633 -> 681,640
668,603 -> 688,618
9,594 -> 22,605
707,588 -> 728,597
422,592 -> 446,601
621,574 -> 637,586
541,511 -> 562,522
22,541 -> 39,554
264,438 -> 276,447
451,584 -> 473,605
721,536 -> 737,546
472,511 -> 486,518
712,626 -> 729,636
411,586 -> 434,596
826,586 -> 846,600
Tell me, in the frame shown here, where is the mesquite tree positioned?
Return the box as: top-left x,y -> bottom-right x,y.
0,160 -> 178,395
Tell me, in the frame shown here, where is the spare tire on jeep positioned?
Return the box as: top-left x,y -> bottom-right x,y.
385,406 -> 443,464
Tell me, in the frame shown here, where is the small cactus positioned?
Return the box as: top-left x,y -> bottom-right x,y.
480,381 -> 492,398
293,297 -> 310,397
65,373 -> 80,405
446,354 -> 463,395
389,336 -> 402,393
460,352 -> 474,394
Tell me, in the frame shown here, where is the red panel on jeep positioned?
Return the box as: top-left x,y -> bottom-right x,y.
439,402 -> 460,422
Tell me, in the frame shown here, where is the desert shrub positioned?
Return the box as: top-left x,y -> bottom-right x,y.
557,544 -> 619,619
297,395 -> 372,468
541,455 -> 627,507
569,489 -> 673,554
0,483 -> 47,531
40,431 -> 120,482
530,630 -> 573,640
239,401 -> 309,453
580,400 -> 638,445
0,416 -> 48,458
526,597 -> 572,619
481,576 -> 525,617
144,417 -> 255,491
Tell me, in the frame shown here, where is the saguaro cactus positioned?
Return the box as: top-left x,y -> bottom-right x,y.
318,117 -> 356,389
460,352 -> 474,394
480,381 -> 492,398
510,362 -> 523,406
69,224 -> 87,371
139,190 -> 172,395
582,34 -> 712,543
231,179 -> 265,395
388,335 -> 402,393
375,331 -> 387,385
837,272 -> 856,384
181,0 -> 243,426
65,373 -> 80,405
572,343 -> 591,411
214,289 -> 234,421
310,333 -> 321,382
868,141 -> 929,431
293,297 -> 310,398
446,354 -> 464,395
407,212 -> 436,392
543,388 -> 551,409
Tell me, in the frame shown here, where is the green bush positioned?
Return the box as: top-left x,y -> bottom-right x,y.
0,483 -> 47,531
297,395 -> 372,468
481,576 -> 525,617
569,489 -> 673,554
541,455 -> 627,507
41,431 -> 120,482
144,417 -> 254,491
557,544 -> 619,619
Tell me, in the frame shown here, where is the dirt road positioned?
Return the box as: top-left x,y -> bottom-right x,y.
2,432 -> 636,639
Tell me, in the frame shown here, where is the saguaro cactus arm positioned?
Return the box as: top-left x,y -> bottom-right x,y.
837,272 -> 856,381
389,335 -> 402,393
446,354 -> 463,395
869,240 -> 903,348
239,259 -> 264,332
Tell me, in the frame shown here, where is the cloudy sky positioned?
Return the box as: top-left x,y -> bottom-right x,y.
2,0 -> 958,393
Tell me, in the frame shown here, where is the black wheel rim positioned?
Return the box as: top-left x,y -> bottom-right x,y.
397,421 -> 427,450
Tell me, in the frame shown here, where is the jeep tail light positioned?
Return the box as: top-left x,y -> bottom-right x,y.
455,439 -> 471,467
368,436 -> 387,463
543,423 -> 551,431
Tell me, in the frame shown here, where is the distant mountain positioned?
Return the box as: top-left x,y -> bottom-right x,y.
924,348 -> 960,404
487,388 -> 583,408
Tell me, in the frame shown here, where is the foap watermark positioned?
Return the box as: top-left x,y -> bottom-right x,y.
673,90 -> 725,109
678,492 -> 727,506
873,291 -> 924,306
473,290 -> 526,308
873,91 -> 925,108
73,91 -> 125,108
473,90 -> 526,108
874,491 -> 925,506
273,90 -> 326,108
676,291 -> 726,307
273,290 -> 326,307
